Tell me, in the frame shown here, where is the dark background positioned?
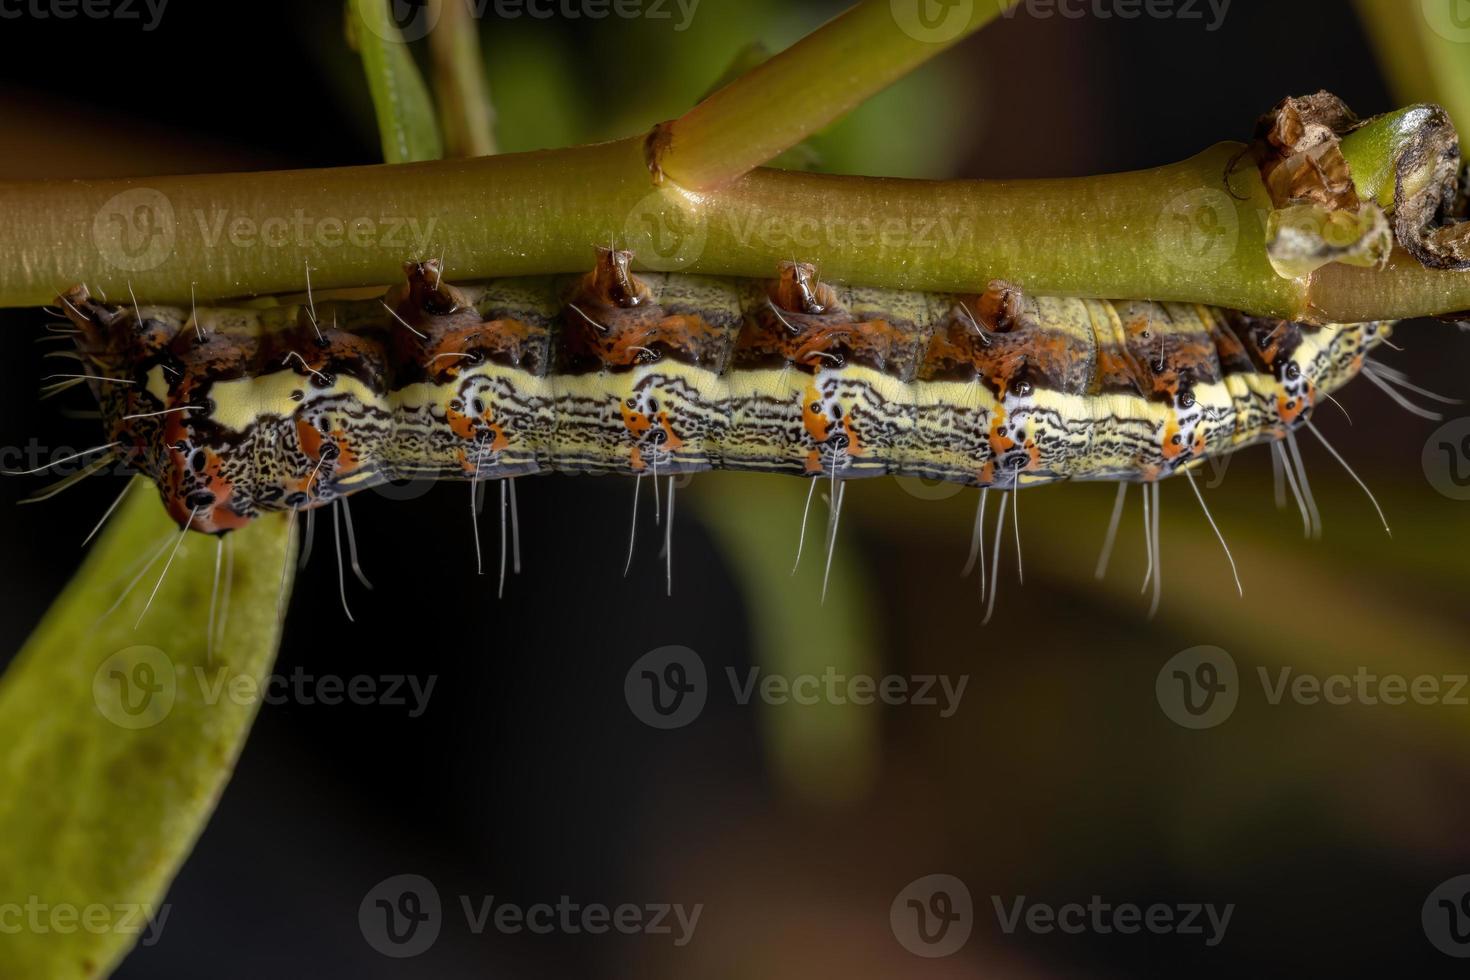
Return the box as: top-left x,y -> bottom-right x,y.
3,1 -> 1470,976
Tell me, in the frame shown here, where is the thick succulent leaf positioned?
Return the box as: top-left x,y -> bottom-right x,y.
0,482 -> 293,978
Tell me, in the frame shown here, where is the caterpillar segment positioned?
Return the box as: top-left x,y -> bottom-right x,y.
58,249 -> 1395,536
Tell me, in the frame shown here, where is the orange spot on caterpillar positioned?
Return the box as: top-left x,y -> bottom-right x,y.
620,400 -> 653,438
447,407 -> 479,441
296,418 -> 325,460
802,385 -> 832,443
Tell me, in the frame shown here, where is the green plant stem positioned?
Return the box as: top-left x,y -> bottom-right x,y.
1309,252 -> 1470,321
655,0 -> 1019,190
429,0 -> 497,157
4,131 -> 1469,320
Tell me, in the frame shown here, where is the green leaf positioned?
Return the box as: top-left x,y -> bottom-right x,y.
346,0 -> 445,163
0,482 -> 294,978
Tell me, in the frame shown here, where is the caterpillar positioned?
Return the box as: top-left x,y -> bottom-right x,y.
44,247 -> 1401,611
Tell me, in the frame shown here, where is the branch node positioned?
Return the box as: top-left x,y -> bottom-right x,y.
643,121 -> 674,187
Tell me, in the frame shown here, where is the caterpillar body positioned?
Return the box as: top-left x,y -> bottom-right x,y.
58,248 -> 1391,537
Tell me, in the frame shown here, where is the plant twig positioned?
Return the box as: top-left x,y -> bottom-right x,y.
429,0 -> 497,158
651,0 -> 1020,190
0,138 -> 1274,308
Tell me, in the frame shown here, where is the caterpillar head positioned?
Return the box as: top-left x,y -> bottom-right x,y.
58,286 -> 252,534
158,433 -> 255,535
59,285 -> 394,536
